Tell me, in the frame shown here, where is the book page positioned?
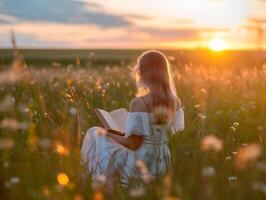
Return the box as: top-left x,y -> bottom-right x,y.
97,109 -> 119,130
110,108 -> 128,132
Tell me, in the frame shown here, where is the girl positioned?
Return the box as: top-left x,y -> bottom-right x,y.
81,50 -> 184,188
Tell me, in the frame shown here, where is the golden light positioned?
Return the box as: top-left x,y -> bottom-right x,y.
94,191 -> 104,200
57,173 -> 69,186
209,38 -> 227,51
55,142 -> 69,156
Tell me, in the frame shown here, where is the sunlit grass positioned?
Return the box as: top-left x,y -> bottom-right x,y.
0,55 -> 266,199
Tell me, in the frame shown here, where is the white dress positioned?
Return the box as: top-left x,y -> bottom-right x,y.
81,108 -> 184,187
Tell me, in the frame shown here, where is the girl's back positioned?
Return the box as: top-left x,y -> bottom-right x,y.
81,50 -> 184,188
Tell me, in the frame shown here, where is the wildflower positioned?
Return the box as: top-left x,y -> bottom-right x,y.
52,62 -> 61,67
164,196 -> 180,200
0,95 -> 15,112
198,113 -> 207,121
225,156 -> 232,160
73,194 -> 84,200
69,107 -> 78,115
0,118 -> 19,130
94,191 -> 104,200
5,176 -> 20,188
228,176 -> 237,181
230,126 -> 236,131
253,182 -> 266,193
202,166 -> 216,177
256,162 -> 266,172
233,122 -> 239,127
0,139 -> 15,150
167,56 -> 175,61
129,187 -> 145,198
42,186 -> 50,196
235,143 -> 262,168
39,138 -> 51,149
5,182 -> 11,188
201,135 -> 223,152
0,119 -> 28,130
0,68 -> 24,85
89,52 -> 95,59
200,88 -> 207,95
4,162 -> 9,168
230,122 -> 239,131
10,177 -> 20,184
194,104 -> 201,109
57,173 -> 69,186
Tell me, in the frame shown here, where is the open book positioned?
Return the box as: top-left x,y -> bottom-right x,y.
93,108 -> 128,136
94,107 -> 184,136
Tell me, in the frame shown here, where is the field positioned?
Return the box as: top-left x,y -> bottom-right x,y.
1,49 -> 266,199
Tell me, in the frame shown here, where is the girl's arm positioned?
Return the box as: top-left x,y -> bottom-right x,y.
106,98 -> 145,151
106,132 -> 143,151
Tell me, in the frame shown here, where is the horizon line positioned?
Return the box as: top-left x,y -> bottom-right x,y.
0,47 -> 265,52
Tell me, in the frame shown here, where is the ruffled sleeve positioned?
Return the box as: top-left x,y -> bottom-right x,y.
171,108 -> 185,133
125,112 -> 149,136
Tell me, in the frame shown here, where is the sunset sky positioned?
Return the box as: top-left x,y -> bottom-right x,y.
0,0 -> 266,49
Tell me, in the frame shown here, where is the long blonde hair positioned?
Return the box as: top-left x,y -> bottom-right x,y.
135,50 -> 178,121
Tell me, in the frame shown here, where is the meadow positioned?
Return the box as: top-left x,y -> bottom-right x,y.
0,49 -> 266,200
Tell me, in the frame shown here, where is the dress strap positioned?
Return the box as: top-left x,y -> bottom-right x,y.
141,96 -> 151,112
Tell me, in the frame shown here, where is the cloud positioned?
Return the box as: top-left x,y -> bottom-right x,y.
0,22 -> 139,48
140,27 -> 199,40
125,14 -> 152,20
0,0 -> 130,27
247,18 -> 266,24
0,20 -> 232,48
175,18 -> 195,24
138,27 -> 230,41
0,14 -> 18,24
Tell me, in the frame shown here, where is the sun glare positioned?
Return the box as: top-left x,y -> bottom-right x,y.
209,38 -> 227,51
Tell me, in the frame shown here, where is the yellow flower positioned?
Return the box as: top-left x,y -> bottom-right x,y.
57,173 -> 69,186
0,138 -> 15,150
93,191 -> 104,200
55,142 -> 69,156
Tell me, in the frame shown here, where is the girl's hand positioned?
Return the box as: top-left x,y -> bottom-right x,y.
106,130 -> 143,151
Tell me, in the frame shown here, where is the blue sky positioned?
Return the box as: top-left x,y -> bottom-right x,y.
0,0 -> 265,49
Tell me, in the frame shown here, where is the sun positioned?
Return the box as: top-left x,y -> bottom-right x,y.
209,38 -> 227,51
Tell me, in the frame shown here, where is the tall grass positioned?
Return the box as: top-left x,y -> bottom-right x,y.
0,56 -> 266,199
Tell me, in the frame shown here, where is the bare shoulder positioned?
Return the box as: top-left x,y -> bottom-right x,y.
129,97 -> 149,112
